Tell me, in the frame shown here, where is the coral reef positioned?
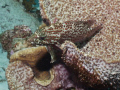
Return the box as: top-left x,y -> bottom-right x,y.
0,25 -> 32,58
6,46 -> 83,90
6,61 -> 83,90
4,0 -> 120,90
60,41 -> 120,89
27,20 -> 102,45
39,0 -> 120,63
38,0 -> 120,88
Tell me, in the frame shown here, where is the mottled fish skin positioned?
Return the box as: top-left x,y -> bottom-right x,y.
61,41 -> 120,89
27,20 -> 102,45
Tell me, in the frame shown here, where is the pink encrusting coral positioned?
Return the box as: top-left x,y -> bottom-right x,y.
61,41 -> 120,89
6,61 -> 83,90
39,0 -> 120,63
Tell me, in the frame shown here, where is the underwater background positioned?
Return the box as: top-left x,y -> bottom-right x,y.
0,0 -> 40,89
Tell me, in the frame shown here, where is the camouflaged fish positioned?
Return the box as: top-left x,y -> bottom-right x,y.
27,20 -> 102,45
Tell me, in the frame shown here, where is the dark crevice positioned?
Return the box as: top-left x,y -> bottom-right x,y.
35,52 -> 52,71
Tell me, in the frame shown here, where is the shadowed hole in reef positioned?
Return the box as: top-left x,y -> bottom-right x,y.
35,52 -> 52,71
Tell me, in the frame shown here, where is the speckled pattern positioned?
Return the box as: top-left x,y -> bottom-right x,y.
39,0 -> 120,63
61,41 -> 120,89
6,61 -> 83,90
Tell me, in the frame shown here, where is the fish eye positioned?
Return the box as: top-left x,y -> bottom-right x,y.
39,36 -> 45,40
42,18 -> 50,26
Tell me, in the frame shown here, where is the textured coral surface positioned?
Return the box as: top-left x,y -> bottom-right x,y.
61,41 -> 120,89
39,0 -> 120,62
6,61 -> 83,90
6,45 -> 84,90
